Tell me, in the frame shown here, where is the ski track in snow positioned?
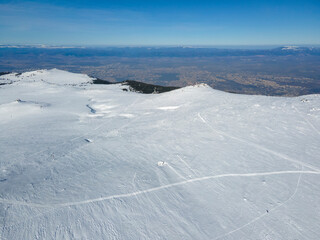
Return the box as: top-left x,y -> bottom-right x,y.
214,167 -> 304,240
197,113 -> 320,173
166,163 -> 187,180
0,170 -> 319,209
176,155 -> 198,177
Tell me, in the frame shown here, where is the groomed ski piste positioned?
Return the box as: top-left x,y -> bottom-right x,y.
0,69 -> 320,239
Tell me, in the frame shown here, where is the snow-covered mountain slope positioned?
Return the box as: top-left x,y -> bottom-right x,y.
1,68 -> 94,86
0,69 -> 320,240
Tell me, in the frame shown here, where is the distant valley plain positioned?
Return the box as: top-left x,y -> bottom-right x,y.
1,46 -> 320,96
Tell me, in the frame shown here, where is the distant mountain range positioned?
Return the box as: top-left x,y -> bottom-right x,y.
1,45 -> 320,57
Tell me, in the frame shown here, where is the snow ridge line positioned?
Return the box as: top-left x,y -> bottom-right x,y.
0,170 -> 319,208
198,113 -> 320,172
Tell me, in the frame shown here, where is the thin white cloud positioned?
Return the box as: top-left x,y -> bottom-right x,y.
0,2 -> 145,31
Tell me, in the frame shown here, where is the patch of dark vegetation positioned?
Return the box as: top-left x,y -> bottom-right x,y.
92,77 -> 180,94
122,80 -> 180,94
0,72 -> 13,86
92,78 -> 113,84
0,72 -> 11,76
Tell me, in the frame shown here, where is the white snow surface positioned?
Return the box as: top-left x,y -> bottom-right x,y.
0,69 -> 320,239
1,68 -> 93,85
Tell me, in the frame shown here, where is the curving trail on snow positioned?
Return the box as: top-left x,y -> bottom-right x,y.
0,170 -> 319,208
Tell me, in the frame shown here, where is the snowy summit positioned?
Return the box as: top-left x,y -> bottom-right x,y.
0,69 -> 320,239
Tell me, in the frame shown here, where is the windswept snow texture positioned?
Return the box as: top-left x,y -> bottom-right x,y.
0,69 -> 320,240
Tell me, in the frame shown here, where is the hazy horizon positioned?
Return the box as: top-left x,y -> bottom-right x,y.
1,44 -> 320,49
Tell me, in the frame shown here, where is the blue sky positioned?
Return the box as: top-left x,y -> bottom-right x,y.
0,0 -> 319,46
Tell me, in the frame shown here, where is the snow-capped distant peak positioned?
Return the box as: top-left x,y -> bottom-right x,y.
281,46 -> 300,50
